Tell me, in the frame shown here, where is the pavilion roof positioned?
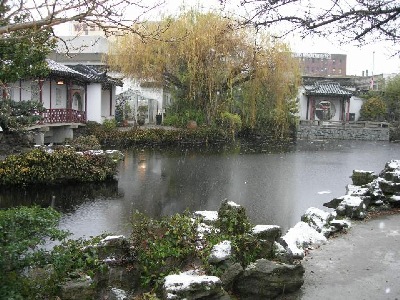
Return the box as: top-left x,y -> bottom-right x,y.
305,81 -> 353,97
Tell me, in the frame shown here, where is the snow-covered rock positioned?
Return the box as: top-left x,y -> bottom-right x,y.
351,170 -> 376,186
107,288 -> 128,300
208,240 -> 232,264
301,207 -> 335,236
330,219 -> 352,231
163,272 -> 224,300
193,210 -> 218,225
252,225 -> 281,240
281,222 -> 327,259
346,184 -> 369,197
336,195 -> 367,219
234,259 -> 305,299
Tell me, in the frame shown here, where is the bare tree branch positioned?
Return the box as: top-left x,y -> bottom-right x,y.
221,0 -> 400,48
0,0 -> 165,38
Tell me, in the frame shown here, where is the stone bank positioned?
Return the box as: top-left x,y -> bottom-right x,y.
297,121 -> 389,141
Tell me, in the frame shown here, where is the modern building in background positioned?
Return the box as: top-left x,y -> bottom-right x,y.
294,53 -> 347,76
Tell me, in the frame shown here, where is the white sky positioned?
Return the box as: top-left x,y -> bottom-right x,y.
55,0 -> 400,76
153,0 -> 400,76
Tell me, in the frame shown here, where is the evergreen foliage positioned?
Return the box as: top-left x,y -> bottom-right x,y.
384,74 -> 400,121
359,97 -> 387,121
0,148 -> 118,186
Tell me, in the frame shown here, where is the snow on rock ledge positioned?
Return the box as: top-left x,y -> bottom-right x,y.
193,210 -> 218,224
336,195 -> 367,219
252,225 -> 282,240
281,221 -> 327,259
209,240 -> 232,264
163,272 -> 224,300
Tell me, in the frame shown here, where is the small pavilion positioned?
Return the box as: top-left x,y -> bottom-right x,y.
304,81 -> 353,122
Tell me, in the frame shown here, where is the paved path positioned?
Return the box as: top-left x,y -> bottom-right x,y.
278,213 -> 400,300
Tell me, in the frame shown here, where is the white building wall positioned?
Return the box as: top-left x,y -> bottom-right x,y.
101,89 -> 112,118
349,96 -> 364,121
87,83 -> 102,123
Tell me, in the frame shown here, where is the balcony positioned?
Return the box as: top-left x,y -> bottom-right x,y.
42,109 -> 86,124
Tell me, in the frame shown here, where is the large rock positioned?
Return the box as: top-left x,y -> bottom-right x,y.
106,288 -> 128,300
209,240 -> 232,264
351,170 -> 376,186
301,207 -> 335,236
335,195 -> 367,219
234,259 -> 304,300
163,271 -> 227,300
252,225 -> 282,259
378,160 -> 400,194
367,179 -> 386,205
220,262 -> 243,291
60,277 -> 95,300
96,235 -> 130,260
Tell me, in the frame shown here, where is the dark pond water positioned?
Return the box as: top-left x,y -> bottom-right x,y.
1,140 -> 399,238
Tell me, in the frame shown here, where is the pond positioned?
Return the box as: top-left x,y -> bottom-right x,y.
1,139 -> 399,238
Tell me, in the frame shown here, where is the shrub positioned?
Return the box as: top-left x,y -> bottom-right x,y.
70,135 -> 101,151
0,148 -> 118,186
163,109 -> 206,128
0,99 -> 46,132
102,118 -> 117,130
360,97 -> 387,121
130,212 -> 200,288
0,206 -> 69,299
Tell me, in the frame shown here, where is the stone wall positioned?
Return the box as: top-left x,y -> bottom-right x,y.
297,125 -> 389,141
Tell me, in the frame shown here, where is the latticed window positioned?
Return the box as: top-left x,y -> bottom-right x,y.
31,82 -> 40,102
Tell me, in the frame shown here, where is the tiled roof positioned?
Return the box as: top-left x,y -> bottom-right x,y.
305,81 -> 353,96
46,59 -> 88,81
46,59 -> 122,86
70,65 -> 122,86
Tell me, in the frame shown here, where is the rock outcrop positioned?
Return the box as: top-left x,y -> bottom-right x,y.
234,259 -> 305,300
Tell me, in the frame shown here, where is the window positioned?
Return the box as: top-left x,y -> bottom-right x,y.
31,82 -> 39,102
338,69 -> 342,74
56,87 -> 63,105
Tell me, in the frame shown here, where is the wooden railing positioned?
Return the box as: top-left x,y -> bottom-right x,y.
42,109 -> 86,124
299,120 -> 389,128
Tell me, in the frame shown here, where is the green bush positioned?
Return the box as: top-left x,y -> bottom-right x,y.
0,148 -> 118,186
0,206 -> 110,299
0,206 -> 69,299
360,97 -> 387,121
0,99 -> 46,132
130,212 -> 201,288
102,118 -> 117,130
163,109 -> 206,128
85,126 -> 230,148
70,135 -> 101,151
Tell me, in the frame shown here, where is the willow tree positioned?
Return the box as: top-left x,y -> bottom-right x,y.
108,10 -> 300,137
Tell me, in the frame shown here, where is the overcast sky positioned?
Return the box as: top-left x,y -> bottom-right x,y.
150,0 -> 400,76
56,0 -> 400,77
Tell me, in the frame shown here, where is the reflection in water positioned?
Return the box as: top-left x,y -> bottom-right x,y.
1,140 -> 399,238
